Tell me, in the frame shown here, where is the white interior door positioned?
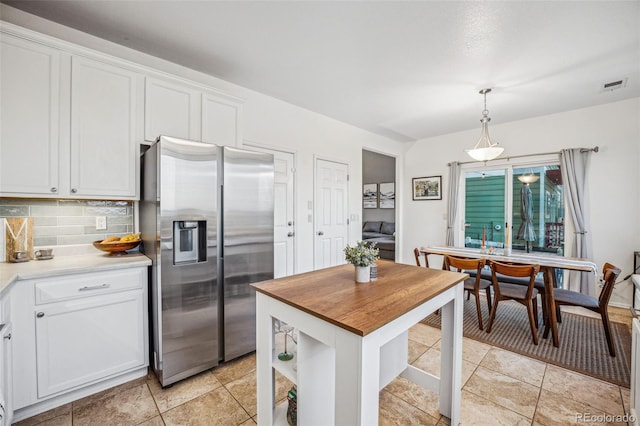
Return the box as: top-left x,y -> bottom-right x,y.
246,146 -> 295,278
314,159 -> 349,269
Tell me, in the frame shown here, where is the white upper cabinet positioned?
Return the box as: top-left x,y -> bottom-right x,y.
0,34 -> 61,196
144,78 -> 201,142
145,77 -> 243,146
70,57 -> 141,198
201,92 -> 242,147
1,25 -> 244,200
0,32 -> 141,200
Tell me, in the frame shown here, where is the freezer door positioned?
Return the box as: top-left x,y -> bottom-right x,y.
157,136 -> 219,386
221,147 -> 274,361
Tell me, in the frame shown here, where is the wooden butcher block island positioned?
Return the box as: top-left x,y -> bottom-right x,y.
252,260 -> 467,425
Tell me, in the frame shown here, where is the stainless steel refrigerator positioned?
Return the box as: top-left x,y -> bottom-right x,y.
140,135 -> 274,387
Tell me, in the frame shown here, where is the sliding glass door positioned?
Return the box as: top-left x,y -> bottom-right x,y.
462,161 -> 565,256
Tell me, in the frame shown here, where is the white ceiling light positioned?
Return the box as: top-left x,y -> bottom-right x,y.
517,172 -> 539,184
465,88 -> 504,162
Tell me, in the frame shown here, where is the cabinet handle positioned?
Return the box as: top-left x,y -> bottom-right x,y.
36,312 -> 45,318
317,231 -> 324,236
50,187 -> 57,193
79,283 -> 110,291
3,333 -> 11,340
287,232 -> 294,237
71,188 -> 78,194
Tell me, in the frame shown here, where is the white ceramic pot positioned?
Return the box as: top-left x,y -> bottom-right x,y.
355,265 -> 371,283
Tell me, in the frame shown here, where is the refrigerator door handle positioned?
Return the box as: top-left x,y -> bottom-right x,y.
219,183 -> 224,259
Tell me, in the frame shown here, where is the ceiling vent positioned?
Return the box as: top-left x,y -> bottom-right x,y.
600,77 -> 628,92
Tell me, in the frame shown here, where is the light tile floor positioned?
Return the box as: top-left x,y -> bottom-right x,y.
15,307 -> 633,426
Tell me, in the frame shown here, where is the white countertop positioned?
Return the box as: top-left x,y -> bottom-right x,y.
0,250 -> 151,295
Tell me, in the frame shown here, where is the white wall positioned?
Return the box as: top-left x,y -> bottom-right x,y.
0,4 -> 404,274
403,98 -> 640,306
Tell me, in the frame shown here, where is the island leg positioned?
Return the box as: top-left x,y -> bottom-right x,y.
439,283 -> 464,425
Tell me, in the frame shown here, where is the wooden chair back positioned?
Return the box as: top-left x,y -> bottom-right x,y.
489,261 -> 540,300
413,248 -> 425,267
599,263 -> 621,308
444,255 -> 485,275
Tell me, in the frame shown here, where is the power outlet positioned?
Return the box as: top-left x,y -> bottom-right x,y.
96,216 -> 107,231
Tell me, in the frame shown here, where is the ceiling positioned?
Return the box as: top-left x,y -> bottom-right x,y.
3,1 -> 639,142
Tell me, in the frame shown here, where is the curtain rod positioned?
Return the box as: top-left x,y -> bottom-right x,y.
448,146 -> 599,166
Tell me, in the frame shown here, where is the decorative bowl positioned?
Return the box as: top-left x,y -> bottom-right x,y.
92,240 -> 140,256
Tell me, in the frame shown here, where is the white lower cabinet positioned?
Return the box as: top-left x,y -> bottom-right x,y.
0,294 -> 13,426
35,291 -> 145,398
11,267 -> 148,422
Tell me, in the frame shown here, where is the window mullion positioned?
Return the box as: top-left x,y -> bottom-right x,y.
506,167 -> 514,241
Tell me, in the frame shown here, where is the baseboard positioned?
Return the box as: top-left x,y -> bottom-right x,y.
610,300 -> 632,309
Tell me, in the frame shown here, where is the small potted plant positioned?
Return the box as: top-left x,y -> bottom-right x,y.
344,241 -> 380,283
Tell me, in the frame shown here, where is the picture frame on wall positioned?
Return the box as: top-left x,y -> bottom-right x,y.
363,183 -> 378,208
379,182 -> 395,208
412,176 -> 442,201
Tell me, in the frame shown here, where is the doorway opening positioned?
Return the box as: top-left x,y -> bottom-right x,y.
362,150 -> 396,260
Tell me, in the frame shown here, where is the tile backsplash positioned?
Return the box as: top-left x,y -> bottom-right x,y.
1,198 -> 134,249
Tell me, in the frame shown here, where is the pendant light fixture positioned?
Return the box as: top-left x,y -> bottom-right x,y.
517,170 -> 539,184
465,88 -> 504,162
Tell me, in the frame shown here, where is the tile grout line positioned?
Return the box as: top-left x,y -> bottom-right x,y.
142,381 -> 164,425
531,363 -> 549,425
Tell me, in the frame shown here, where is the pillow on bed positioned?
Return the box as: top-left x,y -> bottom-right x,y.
362,221 -> 382,233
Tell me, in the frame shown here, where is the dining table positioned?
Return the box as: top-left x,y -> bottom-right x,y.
421,246 -> 598,347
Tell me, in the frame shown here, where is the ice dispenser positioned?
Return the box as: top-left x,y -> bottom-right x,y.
173,220 -> 207,264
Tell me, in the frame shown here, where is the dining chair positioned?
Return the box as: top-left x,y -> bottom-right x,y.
486,260 -> 541,345
414,247 -> 445,269
465,263 -> 550,330
413,248 -> 427,267
444,255 -> 492,330
551,262 -> 621,356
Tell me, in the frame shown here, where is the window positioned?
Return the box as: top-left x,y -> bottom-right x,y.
460,159 -> 564,256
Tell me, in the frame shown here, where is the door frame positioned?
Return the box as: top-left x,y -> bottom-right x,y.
243,140 -> 297,275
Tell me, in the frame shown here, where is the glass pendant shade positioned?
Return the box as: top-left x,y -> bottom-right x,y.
517,172 -> 539,184
466,88 -> 504,162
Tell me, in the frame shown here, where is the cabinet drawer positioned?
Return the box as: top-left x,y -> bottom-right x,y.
35,269 -> 144,305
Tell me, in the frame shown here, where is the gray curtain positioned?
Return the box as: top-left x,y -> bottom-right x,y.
560,148 -> 595,295
446,162 -> 460,246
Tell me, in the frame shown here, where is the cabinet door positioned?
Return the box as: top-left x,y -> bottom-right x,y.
70,57 -> 140,199
0,35 -> 62,196
34,292 -> 145,398
144,78 -> 200,142
201,92 -> 242,146
0,323 -> 12,426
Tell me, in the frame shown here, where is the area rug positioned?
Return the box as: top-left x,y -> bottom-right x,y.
421,300 -> 632,387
